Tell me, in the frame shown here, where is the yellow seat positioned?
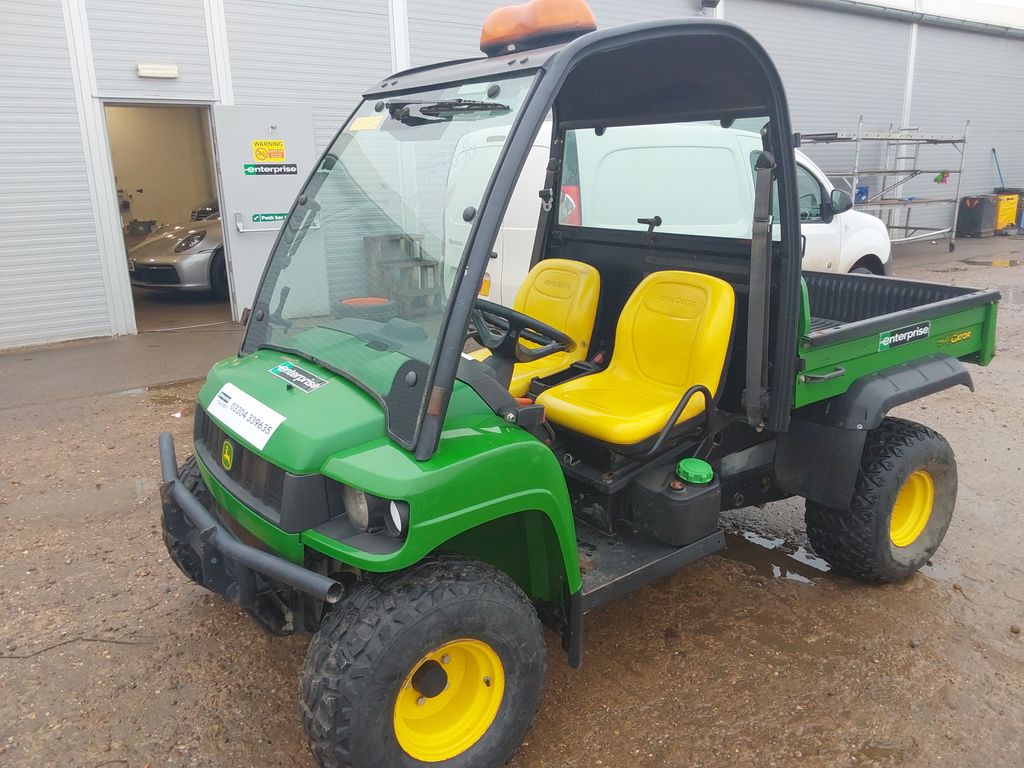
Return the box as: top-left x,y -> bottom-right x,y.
471,258 -> 601,397
537,270 -> 734,446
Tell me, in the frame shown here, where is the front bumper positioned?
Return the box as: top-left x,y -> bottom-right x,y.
158,432 -> 342,604
131,249 -> 215,290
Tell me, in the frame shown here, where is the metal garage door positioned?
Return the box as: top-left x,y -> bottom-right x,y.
224,0 -> 394,151
0,1 -> 114,348
407,0 -> 703,67
729,0 -> 911,173
908,24 -> 1024,227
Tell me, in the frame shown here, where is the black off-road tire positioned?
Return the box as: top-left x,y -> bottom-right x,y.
300,558 -> 546,768
805,417 -> 957,584
161,454 -> 210,588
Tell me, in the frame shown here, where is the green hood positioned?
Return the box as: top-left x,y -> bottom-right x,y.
198,349 -> 387,475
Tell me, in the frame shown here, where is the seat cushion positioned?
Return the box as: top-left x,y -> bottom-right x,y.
469,259 -> 600,397
537,270 -> 734,445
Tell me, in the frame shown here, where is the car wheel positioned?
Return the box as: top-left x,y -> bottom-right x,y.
210,249 -> 229,298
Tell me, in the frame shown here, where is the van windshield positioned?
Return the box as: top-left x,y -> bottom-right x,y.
242,74 -> 536,439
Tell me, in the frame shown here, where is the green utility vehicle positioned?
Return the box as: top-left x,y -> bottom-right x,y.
158,3 -> 999,766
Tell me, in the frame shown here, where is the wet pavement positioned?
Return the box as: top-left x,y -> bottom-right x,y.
1,245 -> 1022,767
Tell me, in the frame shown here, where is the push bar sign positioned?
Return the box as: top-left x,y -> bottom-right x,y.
879,321 -> 930,351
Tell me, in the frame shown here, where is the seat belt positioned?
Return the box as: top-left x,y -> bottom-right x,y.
530,139 -> 562,269
745,148 -> 776,429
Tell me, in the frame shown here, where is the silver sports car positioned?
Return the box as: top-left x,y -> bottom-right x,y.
127,203 -> 226,294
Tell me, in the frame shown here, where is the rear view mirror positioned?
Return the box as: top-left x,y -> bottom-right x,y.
822,189 -> 853,222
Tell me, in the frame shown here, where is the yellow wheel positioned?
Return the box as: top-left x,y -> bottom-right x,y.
889,469 -> 934,547
301,559 -> 546,768
805,418 -> 956,583
394,639 -> 505,762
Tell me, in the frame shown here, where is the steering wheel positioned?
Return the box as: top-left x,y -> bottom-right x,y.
471,298 -> 575,363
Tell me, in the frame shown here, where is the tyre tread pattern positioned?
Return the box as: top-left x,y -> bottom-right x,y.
301,557 -> 545,768
805,417 -> 949,583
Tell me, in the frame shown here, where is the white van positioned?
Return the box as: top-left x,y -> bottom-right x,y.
444,123 -> 891,306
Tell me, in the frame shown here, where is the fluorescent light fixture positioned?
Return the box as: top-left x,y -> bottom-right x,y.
136,63 -> 179,79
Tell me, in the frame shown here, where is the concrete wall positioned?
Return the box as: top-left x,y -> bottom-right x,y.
104,105 -> 216,226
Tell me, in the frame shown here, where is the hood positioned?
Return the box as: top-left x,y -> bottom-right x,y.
130,219 -> 223,261
198,348 -> 387,475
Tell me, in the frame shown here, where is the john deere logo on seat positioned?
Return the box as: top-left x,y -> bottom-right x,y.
221,440 -> 234,471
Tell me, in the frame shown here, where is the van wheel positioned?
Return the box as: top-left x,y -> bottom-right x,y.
805,418 -> 956,583
301,559 -> 546,768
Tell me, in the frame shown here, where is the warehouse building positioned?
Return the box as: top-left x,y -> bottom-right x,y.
2,0 -> 1023,349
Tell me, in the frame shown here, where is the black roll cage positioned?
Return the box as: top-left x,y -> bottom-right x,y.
242,19 -> 803,461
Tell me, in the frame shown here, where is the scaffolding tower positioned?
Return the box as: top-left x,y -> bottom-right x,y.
802,116 -> 970,252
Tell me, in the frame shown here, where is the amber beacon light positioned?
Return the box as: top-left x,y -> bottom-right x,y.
479,0 -> 598,55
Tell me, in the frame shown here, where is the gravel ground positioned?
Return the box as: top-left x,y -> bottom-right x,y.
1,257 -> 1022,768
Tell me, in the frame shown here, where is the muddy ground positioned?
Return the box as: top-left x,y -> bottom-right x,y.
2,256 -> 1023,768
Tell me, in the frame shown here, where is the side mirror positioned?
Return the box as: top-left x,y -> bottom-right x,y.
821,189 -> 853,223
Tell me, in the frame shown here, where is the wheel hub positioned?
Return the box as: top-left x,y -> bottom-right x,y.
393,638 -> 505,762
890,469 -> 935,547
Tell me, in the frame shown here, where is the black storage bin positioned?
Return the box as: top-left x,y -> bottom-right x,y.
957,195 -> 998,237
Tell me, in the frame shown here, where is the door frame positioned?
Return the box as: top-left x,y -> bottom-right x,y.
96,98 -> 227,331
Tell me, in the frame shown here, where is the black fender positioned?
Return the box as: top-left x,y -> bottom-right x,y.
776,355 -> 973,509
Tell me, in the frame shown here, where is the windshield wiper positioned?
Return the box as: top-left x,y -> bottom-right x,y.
383,99 -> 510,126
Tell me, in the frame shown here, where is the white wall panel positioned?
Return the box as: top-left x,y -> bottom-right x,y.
86,0 -> 215,100
224,0 -> 394,151
0,0 -> 113,348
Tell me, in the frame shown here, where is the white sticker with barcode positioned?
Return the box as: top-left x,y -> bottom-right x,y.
207,383 -> 286,450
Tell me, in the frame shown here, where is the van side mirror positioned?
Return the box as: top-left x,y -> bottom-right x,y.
821,189 -> 853,223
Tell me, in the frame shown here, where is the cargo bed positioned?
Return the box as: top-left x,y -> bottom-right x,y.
795,272 -> 999,407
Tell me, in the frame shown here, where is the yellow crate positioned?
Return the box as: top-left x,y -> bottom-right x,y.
997,194 -> 1019,230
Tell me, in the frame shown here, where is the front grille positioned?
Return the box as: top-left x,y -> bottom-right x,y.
195,408 -> 285,511
134,264 -> 180,285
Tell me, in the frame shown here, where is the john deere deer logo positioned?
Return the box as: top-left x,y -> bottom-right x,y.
221,440 -> 234,471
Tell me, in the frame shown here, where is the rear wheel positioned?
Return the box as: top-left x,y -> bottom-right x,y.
301,558 -> 546,768
805,417 -> 956,583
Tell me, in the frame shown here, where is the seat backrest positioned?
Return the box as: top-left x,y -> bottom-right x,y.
611,270 -> 734,396
514,258 -> 601,357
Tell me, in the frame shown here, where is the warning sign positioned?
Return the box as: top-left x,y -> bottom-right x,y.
252,139 -> 286,163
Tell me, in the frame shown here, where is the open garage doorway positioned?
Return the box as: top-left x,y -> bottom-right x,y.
104,104 -> 232,332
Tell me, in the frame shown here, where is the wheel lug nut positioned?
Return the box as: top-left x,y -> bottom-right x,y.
441,654 -> 450,665
483,676 -> 491,687
416,696 -> 425,706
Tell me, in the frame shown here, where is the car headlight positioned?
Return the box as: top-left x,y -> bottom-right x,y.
385,500 -> 410,540
174,230 -> 206,253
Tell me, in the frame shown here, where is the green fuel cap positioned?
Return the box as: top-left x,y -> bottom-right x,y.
676,457 -> 713,485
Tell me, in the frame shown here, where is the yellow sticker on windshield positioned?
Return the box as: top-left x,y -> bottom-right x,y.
349,115 -> 385,132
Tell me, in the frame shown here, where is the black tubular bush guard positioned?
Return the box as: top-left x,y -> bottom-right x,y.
158,432 -> 343,604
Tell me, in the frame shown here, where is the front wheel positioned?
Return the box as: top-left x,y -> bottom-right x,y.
805,417 -> 957,583
301,558 -> 546,768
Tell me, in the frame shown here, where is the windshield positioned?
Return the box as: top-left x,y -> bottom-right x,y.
242,74 -> 536,444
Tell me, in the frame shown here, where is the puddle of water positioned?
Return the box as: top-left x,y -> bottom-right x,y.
719,529 -> 830,584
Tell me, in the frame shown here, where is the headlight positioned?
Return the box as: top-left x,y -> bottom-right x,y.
385,500 -> 410,540
174,230 -> 206,253
343,485 -> 374,531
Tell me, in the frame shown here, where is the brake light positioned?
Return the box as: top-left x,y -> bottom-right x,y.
560,184 -> 581,226
480,0 -> 597,56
